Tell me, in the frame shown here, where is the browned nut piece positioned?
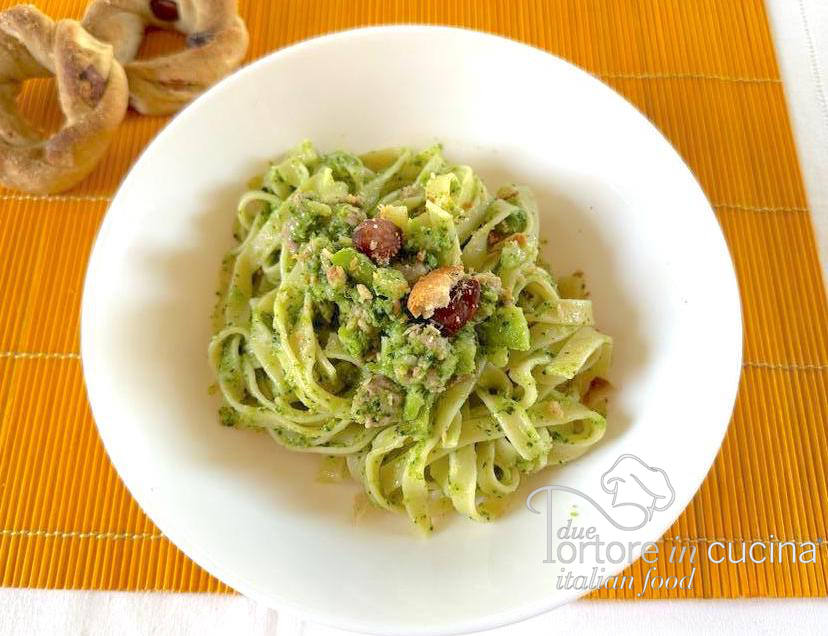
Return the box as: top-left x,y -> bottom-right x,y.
352,217 -> 402,265
406,265 -> 464,319
431,277 -> 480,336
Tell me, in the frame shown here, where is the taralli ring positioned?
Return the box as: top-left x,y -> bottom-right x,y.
82,0 -> 249,115
0,4 -> 128,193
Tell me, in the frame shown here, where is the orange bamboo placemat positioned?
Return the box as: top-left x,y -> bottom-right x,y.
0,0 -> 826,599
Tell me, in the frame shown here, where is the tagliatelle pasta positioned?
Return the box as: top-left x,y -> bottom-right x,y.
209,141 -> 613,534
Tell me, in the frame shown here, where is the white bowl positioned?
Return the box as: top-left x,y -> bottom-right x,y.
82,26 -> 742,635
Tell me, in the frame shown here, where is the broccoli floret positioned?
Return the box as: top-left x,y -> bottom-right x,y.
494,207 -> 527,236
479,306 -> 530,351
331,247 -> 376,286
372,268 -> 409,301
322,151 -> 371,193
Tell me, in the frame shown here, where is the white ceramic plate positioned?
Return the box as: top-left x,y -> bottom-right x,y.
82,26 -> 742,635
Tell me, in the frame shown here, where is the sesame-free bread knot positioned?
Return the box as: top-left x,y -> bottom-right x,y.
82,0 -> 249,115
0,4 -> 128,193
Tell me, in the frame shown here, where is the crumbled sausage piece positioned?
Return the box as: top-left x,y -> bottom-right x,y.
356,283 -> 373,301
326,265 -> 346,288
351,375 -> 404,428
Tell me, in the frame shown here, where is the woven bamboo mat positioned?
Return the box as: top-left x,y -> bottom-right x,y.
0,0 -> 826,599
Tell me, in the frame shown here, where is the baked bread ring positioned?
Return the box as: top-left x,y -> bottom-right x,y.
0,4 -> 128,193
82,0 -> 249,115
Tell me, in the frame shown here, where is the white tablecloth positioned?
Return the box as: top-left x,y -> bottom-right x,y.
1,591 -> 826,636
1,1 -> 826,634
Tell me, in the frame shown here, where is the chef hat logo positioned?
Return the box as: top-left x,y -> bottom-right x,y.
600,454 -> 675,523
